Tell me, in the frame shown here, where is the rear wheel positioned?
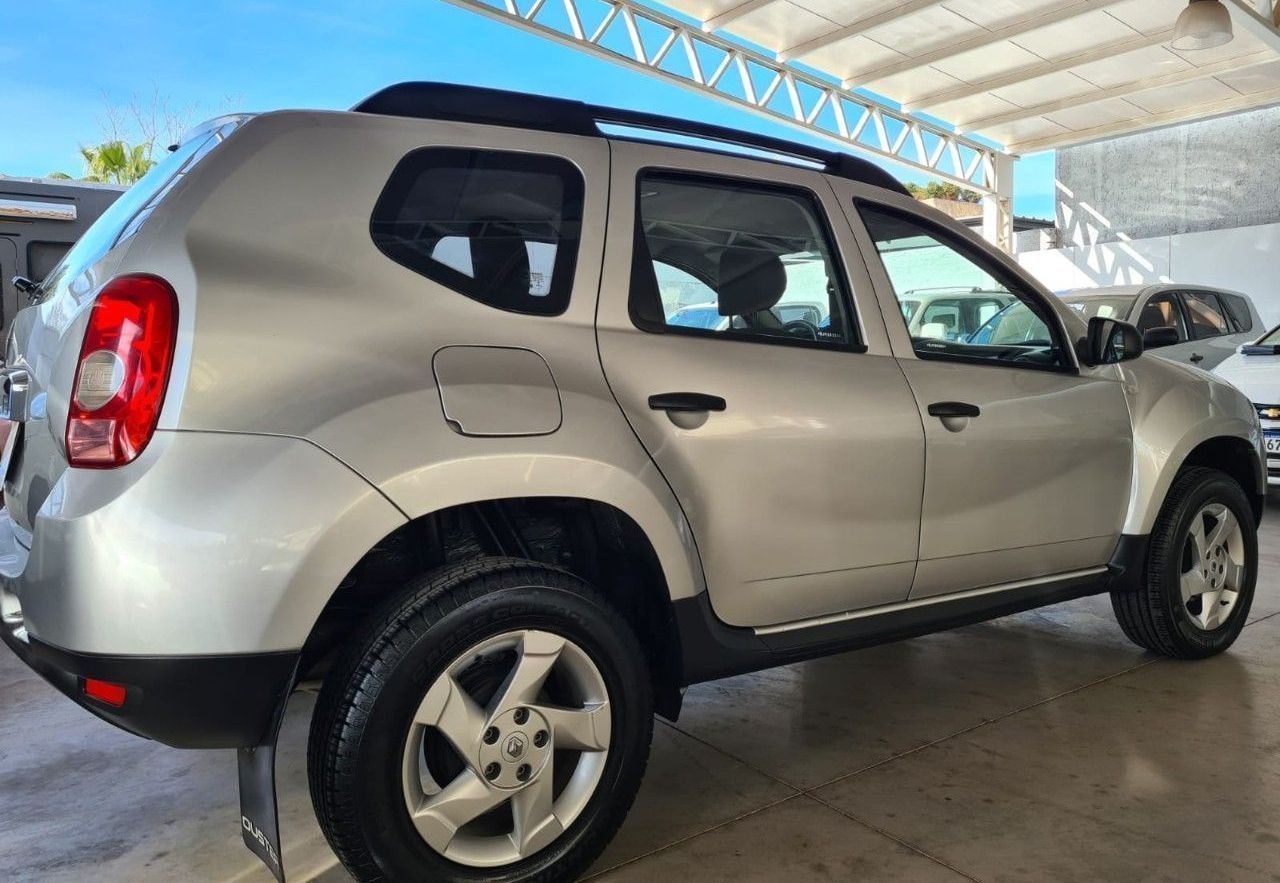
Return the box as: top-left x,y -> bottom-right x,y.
308,557 -> 653,882
1111,467 -> 1257,658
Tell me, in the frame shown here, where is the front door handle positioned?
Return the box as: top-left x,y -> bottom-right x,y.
648,392 -> 726,413
927,401 -> 980,419
1189,353 -> 1205,364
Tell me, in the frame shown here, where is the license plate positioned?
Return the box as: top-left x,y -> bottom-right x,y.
1266,434 -> 1280,454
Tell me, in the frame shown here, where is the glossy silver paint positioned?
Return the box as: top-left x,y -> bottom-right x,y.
598,142 -> 924,627
0,107 -> 1264,658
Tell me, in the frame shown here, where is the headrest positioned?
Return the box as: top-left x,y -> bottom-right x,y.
716,247 -> 786,317
470,222 -> 530,304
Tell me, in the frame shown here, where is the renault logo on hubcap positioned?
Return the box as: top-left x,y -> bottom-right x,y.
502,733 -> 527,761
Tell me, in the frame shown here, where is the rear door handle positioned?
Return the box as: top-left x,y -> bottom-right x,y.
648,392 -> 726,413
1189,353 -> 1205,364
927,401 -> 980,419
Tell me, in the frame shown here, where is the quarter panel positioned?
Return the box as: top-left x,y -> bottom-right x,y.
114,112 -> 706,604
10,430 -> 406,655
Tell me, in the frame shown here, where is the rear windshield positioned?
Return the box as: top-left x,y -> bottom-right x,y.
1061,296 -> 1136,320
37,118 -> 243,299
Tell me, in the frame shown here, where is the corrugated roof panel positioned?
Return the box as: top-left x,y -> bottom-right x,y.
1044,95 -> 1150,129
1071,44 -> 1192,88
1126,76 -> 1243,113
1216,58 -> 1280,93
989,70 -> 1098,109
930,40 -> 1045,85
730,1 -> 841,49
1011,9 -> 1142,58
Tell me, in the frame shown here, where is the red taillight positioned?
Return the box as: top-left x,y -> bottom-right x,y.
66,274 -> 177,469
82,678 -> 128,707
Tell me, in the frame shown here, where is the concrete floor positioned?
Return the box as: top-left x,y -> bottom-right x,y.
4,522 -> 1280,883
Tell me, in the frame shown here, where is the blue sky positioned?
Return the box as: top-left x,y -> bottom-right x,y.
0,0 -> 1056,218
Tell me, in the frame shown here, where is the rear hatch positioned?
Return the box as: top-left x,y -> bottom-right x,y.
2,117 -> 246,538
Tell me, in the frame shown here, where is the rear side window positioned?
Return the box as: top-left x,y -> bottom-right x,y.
371,148 -> 584,316
1220,292 -> 1254,333
1182,290 -> 1231,339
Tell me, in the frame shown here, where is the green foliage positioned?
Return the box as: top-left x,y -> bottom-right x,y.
52,139 -> 155,185
905,181 -> 982,203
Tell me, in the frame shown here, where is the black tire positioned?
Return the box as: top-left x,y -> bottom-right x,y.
308,557 -> 653,882
1111,467 -> 1257,659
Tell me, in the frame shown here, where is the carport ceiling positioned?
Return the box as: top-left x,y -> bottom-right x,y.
665,0 -> 1280,153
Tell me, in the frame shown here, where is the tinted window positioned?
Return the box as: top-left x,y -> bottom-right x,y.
1183,291 -> 1230,339
1136,293 -> 1188,342
1220,292 -> 1254,333
631,172 -> 855,347
859,205 -> 1066,370
371,148 -> 584,316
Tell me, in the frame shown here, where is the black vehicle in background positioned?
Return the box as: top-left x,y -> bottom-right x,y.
0,177 -> 124,332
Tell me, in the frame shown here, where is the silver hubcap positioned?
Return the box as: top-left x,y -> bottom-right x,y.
401,629 -> 611,867
1180,503 -> 1246,631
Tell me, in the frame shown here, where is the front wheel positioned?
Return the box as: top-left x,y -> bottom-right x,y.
1111,467 -> 1257,659
308,557 -> 653,882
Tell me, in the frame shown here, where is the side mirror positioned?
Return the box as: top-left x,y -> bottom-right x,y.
1142,325 -> 1179,349
1080,316 -> 1143,366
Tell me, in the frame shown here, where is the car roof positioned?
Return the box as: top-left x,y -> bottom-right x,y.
354,82 -> 909,197
1058,285 -> 1146,299
1060,283 -> 1253,301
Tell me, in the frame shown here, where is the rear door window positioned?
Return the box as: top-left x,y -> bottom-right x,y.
370,148 -> 585,316
629,170 -> 857,348
1136,293 -> 1188,342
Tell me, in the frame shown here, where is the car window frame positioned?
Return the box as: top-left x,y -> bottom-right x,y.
628,166 -> 867,354
1179,289 -> 1234,341
852,198 -> 1077,375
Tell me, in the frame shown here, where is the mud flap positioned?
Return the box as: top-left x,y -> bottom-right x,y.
237,665 -> 299,882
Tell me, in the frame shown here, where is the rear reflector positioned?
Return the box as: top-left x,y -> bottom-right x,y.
66,275 -> 178,468
82,678 -> 128,707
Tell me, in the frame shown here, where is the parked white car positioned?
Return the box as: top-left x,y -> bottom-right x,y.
1060,284 -> 1262,371
901,287 -> 1014,341
1215,326 -> 1280,487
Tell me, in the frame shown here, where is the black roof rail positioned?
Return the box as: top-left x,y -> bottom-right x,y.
353,82 -> 909,197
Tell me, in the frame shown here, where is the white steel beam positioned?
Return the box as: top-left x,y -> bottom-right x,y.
958,49 -> 1274,133
701,0 -> 778,32
902,28 -> 1173,113
1005,84 -> 1280,153
841,0 -> 1129,89
981,152 -> 1015,252
444,0 -> 1003,191
1224,0 -> 1280,52
777,0 -> 950,63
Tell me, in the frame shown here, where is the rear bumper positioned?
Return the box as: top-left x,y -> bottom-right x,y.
0,623 -> 296,748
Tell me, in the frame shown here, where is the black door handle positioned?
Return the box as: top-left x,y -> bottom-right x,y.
927,401 -> 980,419
648,392 -> 726,413
1190,353 -> 1204,364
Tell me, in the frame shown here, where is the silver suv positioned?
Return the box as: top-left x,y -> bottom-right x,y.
1061,284 -> 1263,371
0,83 -> 1266,883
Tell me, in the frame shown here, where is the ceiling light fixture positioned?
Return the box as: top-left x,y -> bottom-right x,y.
1171,0 -> 1234,51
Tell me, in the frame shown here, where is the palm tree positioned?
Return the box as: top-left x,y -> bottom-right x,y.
64,140 -> 155,185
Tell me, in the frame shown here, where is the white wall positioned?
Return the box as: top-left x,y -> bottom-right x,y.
1017,220 -> 1280,327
